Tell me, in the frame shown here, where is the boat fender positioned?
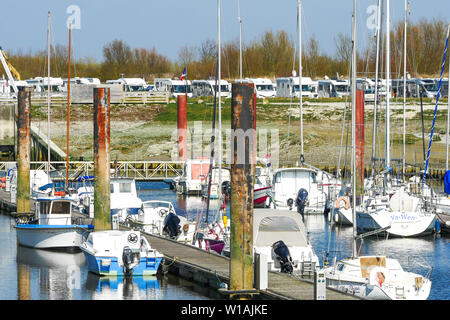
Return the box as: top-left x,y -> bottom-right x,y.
336,196 -> 350,210
435,219 -> 441,233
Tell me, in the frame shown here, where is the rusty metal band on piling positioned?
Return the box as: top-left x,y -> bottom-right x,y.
230,82 -> 256,295
93,87 -> 111,230
17,89 -> 32,215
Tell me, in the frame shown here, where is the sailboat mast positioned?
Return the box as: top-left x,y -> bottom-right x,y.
238,0 -> 242,81
217,0 -> 222,201
447,25 -> 450,172
385,0 -> 391,173
298,0 -> 304,163
402,0 -> 407,176
371,0 -> 381,176
351,0 -> 357,259
47,11 -> 51,177
66,25 -> 71,189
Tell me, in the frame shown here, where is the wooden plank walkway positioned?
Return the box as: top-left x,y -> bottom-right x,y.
123,228 -> 361,300
0,189 -> 360,300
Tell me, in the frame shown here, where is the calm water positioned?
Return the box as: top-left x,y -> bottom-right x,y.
0,181 -> 448,300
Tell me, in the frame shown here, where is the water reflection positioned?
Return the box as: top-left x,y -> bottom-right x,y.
85,274 -> 161,300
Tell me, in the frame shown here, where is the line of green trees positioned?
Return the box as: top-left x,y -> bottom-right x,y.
4,18 -> 448,82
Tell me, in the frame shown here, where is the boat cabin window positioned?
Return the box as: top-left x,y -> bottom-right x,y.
40,201 -> 71,215
143,202 -> 170,209
110,184 -> 115,193
39,201 -> 51,214
52,201 -> 71,214
119,182 -> 132,193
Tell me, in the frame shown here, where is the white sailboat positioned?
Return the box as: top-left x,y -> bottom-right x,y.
324,1 -> 432,300
266,0 -> 335,215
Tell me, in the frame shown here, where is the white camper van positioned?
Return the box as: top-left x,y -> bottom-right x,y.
25,77 -> 64,95
153,78 -> 192,98
239,78 -> 276,98
191,79 -> 231,98
276,77 -> 318,98
317,79 -> 350,98
105,78 -> 147,92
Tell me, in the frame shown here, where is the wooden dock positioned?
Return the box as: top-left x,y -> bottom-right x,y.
0,189 -> 360,300
127,230 -> 361,300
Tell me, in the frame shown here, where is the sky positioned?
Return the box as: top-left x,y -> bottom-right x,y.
1,0 -> 449,63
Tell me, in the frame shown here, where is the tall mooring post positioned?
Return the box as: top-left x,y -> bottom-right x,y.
16,88 -> 32,215
177,94 -> 187,161
355,88 -> 365,192
93,87 -> 111,230
229,82 -> 256,299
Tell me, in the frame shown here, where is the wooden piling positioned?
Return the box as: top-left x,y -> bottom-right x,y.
177,95 -> 187,161
229,82 -> 256,298
16,88 -> 32,215
93,87 -> 111,230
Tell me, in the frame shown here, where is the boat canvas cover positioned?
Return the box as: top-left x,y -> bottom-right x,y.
359,256 -> 386,278
253,209 -> 308,247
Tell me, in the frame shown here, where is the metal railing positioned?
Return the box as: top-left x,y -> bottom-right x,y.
0,160 -> 184,181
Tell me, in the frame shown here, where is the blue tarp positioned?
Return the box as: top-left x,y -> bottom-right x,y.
444,170 -> 450,194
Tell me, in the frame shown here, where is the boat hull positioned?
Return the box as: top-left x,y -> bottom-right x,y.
82,251 -> 163,276
15,224 -> 93,250
254,187 -> 271,207
356,210 -> 437,237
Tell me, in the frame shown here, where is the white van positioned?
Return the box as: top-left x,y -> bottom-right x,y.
25,77 -> 64,94
191,79 -> 231,98
106,78 -> 147,92
276,77 -> 318,98
317,79 -> 350,98
153,78 -> 192,98
239,78 -> 276,98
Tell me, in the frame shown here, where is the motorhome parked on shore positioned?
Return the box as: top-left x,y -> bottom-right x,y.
317,79 -> 350,98
191,79 -> 231,98
153,78 -> 192,98
276,77 -> 318,98
239,78 -> 276,98
106,78 -> 147,92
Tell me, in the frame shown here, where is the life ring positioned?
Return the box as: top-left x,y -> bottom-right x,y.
336,196 -> 350,209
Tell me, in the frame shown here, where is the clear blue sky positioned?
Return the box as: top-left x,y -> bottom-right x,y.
1,0 -> 449,62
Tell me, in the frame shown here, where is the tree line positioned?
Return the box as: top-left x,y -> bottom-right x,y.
4,18 -> 448,83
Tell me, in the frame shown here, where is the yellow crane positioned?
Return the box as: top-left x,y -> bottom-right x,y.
0,47 -> 21,80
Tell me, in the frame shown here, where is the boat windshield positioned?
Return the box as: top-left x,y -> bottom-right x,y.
40,201 -> 71,215
143,202 -> 171,209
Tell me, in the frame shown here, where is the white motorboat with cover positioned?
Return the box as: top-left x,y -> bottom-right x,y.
125,200 -> 196,243
253,208 -> 319,275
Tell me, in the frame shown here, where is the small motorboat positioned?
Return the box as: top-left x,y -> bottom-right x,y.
125,200 -> 196,244
80,230 -> 163,277
15,197 -> 94,251
253,208 -> 319,275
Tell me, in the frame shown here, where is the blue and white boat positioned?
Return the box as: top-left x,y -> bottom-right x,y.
15,197 -> 94,251
80,230 -> 163,276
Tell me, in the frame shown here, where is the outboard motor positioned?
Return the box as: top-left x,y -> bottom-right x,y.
287,198 -> 294,210
295,188 -> 308,215
272,240 -> 294,274
122,246 -> 140,277
163,212 -> 181,239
